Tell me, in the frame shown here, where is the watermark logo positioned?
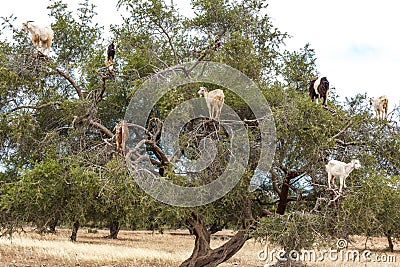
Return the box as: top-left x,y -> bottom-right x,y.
257,239 -> 396,265
336,238 -> 348,249
124,61 -> 276,207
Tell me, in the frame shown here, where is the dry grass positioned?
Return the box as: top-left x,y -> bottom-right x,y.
0,228 -> 399,267
0,228 -> 263,267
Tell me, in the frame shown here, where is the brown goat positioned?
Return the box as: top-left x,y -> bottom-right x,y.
114,120 -> 129,155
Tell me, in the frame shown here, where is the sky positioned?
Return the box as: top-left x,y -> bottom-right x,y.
2,0 -> 400,113
266,0 -> 400,112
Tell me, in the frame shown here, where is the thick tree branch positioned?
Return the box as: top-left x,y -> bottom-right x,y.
145,139 -> 170,165
56,68 -> 83,100
149,157 -> 163,167
181,200 -> 253,267
88,119 -> 114,138
95,77 -> 107,104
274,164 -> 309,215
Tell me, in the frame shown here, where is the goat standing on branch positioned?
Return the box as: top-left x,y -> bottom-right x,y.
326,159 -> 361,193
22,21 -> 54,56
114,120 -> 129,155
370,95 -> 389,120
105,42 -> 116,71
309,77 -> 329,106
198,87 -> 225,121
214,35 -> 222,50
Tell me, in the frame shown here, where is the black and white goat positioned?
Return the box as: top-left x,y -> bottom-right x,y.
309,77 -> 329,106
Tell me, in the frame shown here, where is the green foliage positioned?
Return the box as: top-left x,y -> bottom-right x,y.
340,174 -> 400,239
1,157 -> 100,231
280,43 -> 318,91
93,157 -> 141,227
49,0 -> 103,67
256,212 -> 322,251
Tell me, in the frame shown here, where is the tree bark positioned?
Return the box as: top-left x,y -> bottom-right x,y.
106,220 -> 120,239
48,218 -> 58,233
180,200 -> 253,267
276,176 -> 290,215
274,165 -> 307,215
70,221 -> 80,242
386,230 -> 394,252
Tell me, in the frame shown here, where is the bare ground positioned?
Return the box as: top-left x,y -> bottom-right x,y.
0,228 -> 398,267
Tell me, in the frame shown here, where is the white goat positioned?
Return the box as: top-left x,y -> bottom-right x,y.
22,21 -> 54,56
369,95 -> 389,120
114,120 -> 129,155
326,159 -> 361,193
198,87 -> 225,121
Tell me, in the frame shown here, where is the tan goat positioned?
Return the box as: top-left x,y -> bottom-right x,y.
369,95 -> 389,120
114,120 -> 129,155
198,86 -> 225,121
22,21 -> 54,56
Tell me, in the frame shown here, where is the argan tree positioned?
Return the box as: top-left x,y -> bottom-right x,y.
1,0 -> 400,266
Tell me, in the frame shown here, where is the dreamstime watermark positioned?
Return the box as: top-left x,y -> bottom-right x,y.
124,61 -> 276,207
257,239 -> 397,266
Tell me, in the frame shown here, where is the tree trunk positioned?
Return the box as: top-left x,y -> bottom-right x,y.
180,200 -> 253,267
276,177 -> 290,215
48,218 -> 58,233
386,230 -> 394,252
272,165 -> 308,215
106,220 -> 120,239
70,221 -> 80,242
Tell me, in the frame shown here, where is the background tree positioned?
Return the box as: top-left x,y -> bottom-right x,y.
340,174 -> 400,252
0,0 -> 141,239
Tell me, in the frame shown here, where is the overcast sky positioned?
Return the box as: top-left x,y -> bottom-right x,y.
2,0 -> 400,112
267,0 -> 400,111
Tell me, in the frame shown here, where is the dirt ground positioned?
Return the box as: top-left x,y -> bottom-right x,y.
0,228 -> 399,267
